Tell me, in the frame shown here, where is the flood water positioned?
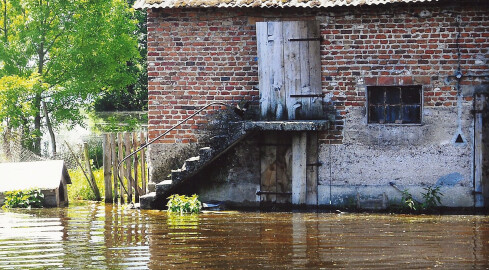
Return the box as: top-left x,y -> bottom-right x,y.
1,202 -> 488,269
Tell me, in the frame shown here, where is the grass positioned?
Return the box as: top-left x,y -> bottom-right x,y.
68,165 -> 147,202
68,167 -> 105,201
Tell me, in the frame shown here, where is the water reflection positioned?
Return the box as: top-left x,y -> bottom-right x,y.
0,203 -> 488,269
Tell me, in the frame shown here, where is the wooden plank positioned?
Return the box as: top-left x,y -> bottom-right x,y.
124,132 -> 133,202
276,134 -> 292,203
256,22 -> 272,120
140,132 -> 146,195
103,134 -> 113,203
110,133 -> 118,201
292,132 -> 307,205
117,133 -> 125,203
284,21 -> 302,120
474,93 -> 484,207
133,132 -> 140,203
298,21 -> 311,120
260,134 -> 277,202
306,132 -> 318,205
269,22 -> 285,120
307,21 -> 323,119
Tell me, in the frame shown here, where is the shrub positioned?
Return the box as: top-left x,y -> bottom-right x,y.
167,194 -> 202,214
2,189 -> 44,209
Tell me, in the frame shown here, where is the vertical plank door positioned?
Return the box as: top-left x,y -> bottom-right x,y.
257,21 -> 322,120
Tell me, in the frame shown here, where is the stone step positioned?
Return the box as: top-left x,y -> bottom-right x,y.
171,169 -> 186,183
155,180 -> 172,196
199,147 -> 213,161
139,192 -> 156,209
182,156 -> 200,172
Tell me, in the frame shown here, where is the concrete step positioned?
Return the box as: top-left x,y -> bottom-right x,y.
182,156 -> 200,172
171,169 -> 186,183
139,192 -> 156,209
155,180 -> 172,196
199,147 -> 213,161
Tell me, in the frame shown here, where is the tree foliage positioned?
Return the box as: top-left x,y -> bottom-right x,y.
0,0 -> 140,155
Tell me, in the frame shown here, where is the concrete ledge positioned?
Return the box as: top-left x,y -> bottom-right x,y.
243,120 -> 329,132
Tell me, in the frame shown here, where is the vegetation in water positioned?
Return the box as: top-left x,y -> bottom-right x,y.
167,194 -> 202,214
399,185 -> 444,212
2,189 -> 44,209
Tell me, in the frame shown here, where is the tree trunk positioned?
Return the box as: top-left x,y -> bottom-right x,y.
42,101 -> 56,157
33,94 -> 42,155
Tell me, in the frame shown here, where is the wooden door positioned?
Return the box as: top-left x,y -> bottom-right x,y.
260,133 -> 292,204
257,21 -> 323,120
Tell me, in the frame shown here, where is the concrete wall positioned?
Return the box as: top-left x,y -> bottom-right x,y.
318,104 -> 475,207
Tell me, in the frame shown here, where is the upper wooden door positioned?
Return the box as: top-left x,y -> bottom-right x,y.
257,21 -> 323,120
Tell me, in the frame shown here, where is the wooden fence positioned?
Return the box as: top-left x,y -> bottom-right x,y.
102,132 -> 148,203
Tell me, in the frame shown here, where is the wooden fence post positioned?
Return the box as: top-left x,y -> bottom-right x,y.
103,134 -> 113,203
140,132 -> 146,195
110,133 -> 118,202
133,132 -> 140,202
124,132 -> 133,203
118,133 -> 125,204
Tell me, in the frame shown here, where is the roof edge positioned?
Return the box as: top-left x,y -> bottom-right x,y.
134,0 -> 437,10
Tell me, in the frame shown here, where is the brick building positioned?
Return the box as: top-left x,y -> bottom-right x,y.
135,0 -> 489,209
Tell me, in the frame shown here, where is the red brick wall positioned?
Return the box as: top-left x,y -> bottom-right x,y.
146,1 -> 489,145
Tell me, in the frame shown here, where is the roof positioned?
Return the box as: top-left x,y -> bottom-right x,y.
134,0 -> 435,9
0,160 -> 71,192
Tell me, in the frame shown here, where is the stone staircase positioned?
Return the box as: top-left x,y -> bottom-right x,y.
139,123 -> 250,209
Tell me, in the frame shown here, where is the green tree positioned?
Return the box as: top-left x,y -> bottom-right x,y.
94,1 -> 147,112
0,0 -> 139,156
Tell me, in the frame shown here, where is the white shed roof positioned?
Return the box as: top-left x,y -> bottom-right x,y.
0,160 -> 71,192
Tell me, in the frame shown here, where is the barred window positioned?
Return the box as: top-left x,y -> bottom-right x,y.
367,86 -> 422,124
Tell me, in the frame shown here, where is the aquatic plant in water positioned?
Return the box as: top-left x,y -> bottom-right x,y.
2,189 -> 44,209
167,194 -> 202,214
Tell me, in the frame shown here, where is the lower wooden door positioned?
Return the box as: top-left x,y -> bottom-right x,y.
259,133 -> 292,204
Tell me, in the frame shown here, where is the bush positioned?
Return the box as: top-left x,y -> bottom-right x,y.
2,189 -> 44,209
167,194 -> 202,214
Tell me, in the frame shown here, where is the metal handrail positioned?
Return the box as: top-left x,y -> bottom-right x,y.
116,102 -> 236,198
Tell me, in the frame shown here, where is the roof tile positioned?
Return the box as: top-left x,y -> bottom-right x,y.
135,0 -> 435,9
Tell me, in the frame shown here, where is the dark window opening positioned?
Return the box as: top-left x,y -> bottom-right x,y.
367,85 -> 422,124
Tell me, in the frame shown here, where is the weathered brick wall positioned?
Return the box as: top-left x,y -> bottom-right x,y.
147,9 -> 259,144
147,1 -> 488,145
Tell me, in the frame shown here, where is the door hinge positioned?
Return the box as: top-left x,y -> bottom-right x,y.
290,94 -> 324,98
256,191 -> 292,196
289,38 -> 321,42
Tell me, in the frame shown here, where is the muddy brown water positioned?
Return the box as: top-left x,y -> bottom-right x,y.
0,202 -> 488,269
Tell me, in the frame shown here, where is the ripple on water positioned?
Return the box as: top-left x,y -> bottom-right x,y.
1,204 -> 488,269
